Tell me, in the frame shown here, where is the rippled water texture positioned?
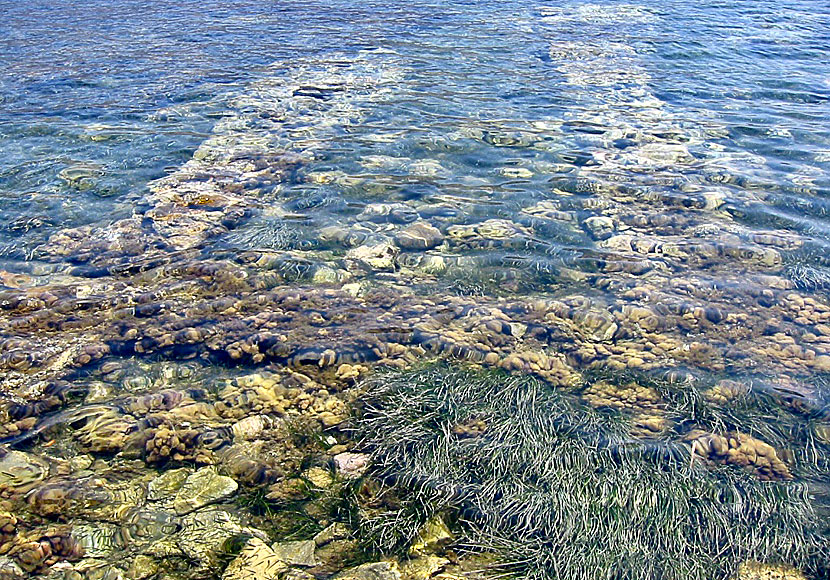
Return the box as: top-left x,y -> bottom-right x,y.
0,0 -> 829,579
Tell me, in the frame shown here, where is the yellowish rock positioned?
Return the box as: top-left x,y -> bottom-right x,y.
173,467 -> 238,515
335,561 -> 401,580
303,466 -> 335,489
409,516 -> 453,555
129,555 -> 159,580
737,560 -> 806,580
399,555 -> 449,580
222,538 -> 288,580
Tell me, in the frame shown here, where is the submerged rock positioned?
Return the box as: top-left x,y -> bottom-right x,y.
0,451 -> 49,493
359,203 -> 419,224
583,215 -> 615,241
173,467 -> 238,515
398,555 -> 449,580
409,516 -> 452,555
313,523 -> 351,547
335,562 -> 402,580
147,467 -> 192,501
333,452 -> 369,479
149,508 -> 266,568
72,522 -> 119,558
58,163 -> 104,190
0,556 -> 24,580
346,243 -> 399,272
737,561 -> 806,580
128,554 -> 159,580
222,537 -> 288,580
395,222 -> 443,251
271,540 -> 318,567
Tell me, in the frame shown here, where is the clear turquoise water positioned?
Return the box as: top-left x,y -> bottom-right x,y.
1,0 -> 828,270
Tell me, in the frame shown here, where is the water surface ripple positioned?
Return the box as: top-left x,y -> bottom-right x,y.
0,1 -> 828,579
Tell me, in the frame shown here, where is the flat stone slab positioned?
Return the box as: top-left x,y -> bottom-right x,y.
271,540 -> 319,567
173,467 -> 238,515
148,467 -> 192,501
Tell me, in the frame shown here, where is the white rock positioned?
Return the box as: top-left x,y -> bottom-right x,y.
346,243 -> 399,272
333,452 -> 370,479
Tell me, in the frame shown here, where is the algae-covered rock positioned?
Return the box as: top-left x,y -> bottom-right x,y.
313,265 -> 349,285
335,561 -> 401,580
271,540 -> 318,567
148,468 -> 193,501
409,516 -> 453,555
314,522 -> 351,546
302,467 -> 334,490
399,555 -> 449,580
313,538 -> 363,575
128,555 -> 159,580
173,467 -> 238,514
737,560 -> 806,580
686,430 -> 792,480
148,508 -> 266,569
222,538 -> 288,580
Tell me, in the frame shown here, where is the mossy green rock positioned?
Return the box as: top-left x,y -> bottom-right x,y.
148,467 -> 192,501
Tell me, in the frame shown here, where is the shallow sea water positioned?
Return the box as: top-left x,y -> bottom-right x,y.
0,1 -> 829,579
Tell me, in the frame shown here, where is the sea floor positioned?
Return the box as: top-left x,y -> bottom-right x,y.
0,1 -> 828,579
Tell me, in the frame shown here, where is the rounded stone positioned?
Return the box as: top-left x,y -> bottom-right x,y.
345,242 -> 399,272
395,222 -> 444,251
271,540 -> 319,567
815,355 -> 830,372
333,452 -> 369,479
148,468 -> 193,501
0,451 -> 50,492
583,216 -> 615,241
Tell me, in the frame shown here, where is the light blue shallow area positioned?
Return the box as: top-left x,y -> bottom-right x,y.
0,0 -> 828,267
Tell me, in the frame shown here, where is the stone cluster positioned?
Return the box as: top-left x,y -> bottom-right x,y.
0,38 -> 826,580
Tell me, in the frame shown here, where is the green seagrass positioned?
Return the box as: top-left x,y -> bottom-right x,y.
354,364 -> 829,580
